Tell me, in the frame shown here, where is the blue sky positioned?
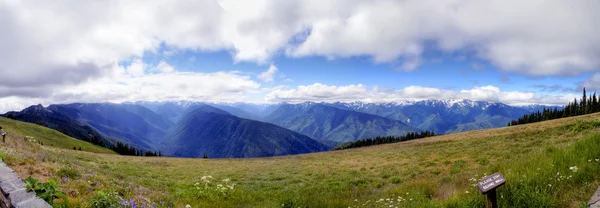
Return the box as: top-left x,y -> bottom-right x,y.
0,0 -> 599,112
144,48 -> 587,95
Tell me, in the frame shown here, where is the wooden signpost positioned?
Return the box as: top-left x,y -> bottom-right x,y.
477,172 -> 506,208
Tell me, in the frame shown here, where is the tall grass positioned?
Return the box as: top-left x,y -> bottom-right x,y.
444,133 -> 600,208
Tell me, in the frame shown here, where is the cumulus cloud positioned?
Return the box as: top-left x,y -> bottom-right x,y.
0,0 -> 597,110
0,60 -> 261,112
257,65 -> 279,82
266,83 -> 369,102
266,83 -> 576,106
581,73 -> 600,91
2,0 -> 598,83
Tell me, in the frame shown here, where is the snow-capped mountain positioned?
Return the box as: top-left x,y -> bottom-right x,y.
326,99 -> 558,134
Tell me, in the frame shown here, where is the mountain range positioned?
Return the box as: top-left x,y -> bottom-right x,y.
164,105 -> 329,158
264,103 -> 419,143
2,99 -> 561,158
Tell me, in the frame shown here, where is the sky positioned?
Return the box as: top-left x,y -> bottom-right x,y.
1,0 -> 599,112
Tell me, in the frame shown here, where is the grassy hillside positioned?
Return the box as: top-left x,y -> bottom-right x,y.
1,114 -> 600,207
0,117 -> 114,154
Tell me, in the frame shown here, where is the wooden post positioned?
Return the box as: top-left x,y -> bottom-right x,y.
478,172 -> 505,208
486,189 -> 498,208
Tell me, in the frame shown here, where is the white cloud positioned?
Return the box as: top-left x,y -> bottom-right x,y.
257,65 -> 279,82
155,61 -> 175,73
0,0 -> 597,110
266,83 -> 576,106
1,0 -> 597,86
0,60 -> 261,112
581,73 -> 600,91
287,0 -> 600,75
125,59 -> 146,77
266,83 -> 369,102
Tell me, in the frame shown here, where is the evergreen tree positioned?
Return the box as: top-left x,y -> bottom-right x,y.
580,87 -> 587,115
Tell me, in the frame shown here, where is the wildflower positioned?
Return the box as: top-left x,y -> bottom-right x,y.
223,178 -> 230,182
185,205 -> 191,208
589,160 -> 592,162
465,191 -> 469,194
569,166 -> 578,172
548,184 -> 552,187
595,159 -> 599,162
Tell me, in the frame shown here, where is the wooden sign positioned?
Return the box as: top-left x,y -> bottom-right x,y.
477,172 -> 506,194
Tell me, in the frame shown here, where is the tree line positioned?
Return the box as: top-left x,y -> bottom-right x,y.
82,134 -> 161,156
109,141 -> 162,156
333,131 -> 436,150
509,88 -> 599,126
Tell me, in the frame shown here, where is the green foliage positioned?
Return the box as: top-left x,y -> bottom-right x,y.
89,191 -> 120,208
24,176 -> 69,206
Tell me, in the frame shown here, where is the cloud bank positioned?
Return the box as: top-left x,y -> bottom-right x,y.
0,0 -> 596,111
266,83 -> 577,106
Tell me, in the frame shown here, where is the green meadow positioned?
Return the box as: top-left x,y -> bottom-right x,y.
0,114 -> 600,207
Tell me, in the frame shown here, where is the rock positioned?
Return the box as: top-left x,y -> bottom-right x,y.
590,186 -> 600,208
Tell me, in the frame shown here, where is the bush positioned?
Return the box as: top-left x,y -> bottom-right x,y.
24,176 -> 68,205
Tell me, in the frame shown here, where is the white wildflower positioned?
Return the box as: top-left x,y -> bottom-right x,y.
569,166 -> 578,172
465,191 -> 469,194
185,205 -> 191,208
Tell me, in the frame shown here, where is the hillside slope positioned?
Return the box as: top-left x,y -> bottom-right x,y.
164,105 -> 329,158
0,117 -> 114,154
5,103 -> 173,150
2,104 -> 110,146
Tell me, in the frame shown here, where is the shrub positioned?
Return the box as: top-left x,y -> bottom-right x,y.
24,176 -> 68,205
